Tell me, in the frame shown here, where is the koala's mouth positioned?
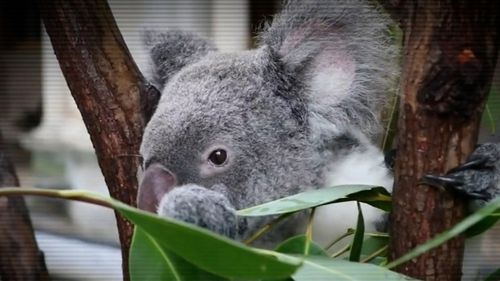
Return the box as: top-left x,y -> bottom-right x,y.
137,163 -> 177,213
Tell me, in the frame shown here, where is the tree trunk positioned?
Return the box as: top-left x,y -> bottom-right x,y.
39,0 -> 160,279
389,1 -> 500,280
0,151 -> 50,281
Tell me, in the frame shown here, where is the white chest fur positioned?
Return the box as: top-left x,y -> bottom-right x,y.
309,143 -> 500,279
312,144 -> 392,248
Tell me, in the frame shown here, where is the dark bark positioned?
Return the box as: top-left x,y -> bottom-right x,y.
389,1 -> 500,280
0,152 -> 50,281
39,0 -> 160,279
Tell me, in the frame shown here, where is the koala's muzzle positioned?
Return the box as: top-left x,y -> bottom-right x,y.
137,163 -> 176,213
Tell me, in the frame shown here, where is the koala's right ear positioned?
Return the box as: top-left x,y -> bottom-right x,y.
143,30 -> 217,91
141,30 -> 216,123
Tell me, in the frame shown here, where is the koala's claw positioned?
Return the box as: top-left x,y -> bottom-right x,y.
422,174 -> 464,188
446,157 -> 488,174
422,174 -> 489,200
422,143 -> 500,201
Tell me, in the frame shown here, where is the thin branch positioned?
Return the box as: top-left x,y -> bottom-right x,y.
0,153 -> 50,281
244,213 -> 294,245
0,188 -> 113,210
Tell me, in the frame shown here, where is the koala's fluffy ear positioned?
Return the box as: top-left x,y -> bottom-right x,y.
143,30 -> 217,91
259,0 -> 399,141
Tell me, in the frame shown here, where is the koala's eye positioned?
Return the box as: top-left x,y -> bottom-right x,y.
208,149 -> 227,166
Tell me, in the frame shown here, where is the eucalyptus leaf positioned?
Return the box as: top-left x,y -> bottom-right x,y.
381,90 -> 400,151
359,236 -> 388,265
481,87 -> 500,134
291,256 -> 417,281
465,210 -> 500,237
386,198 -> 500,269
0,188 -> 302,280
130,227 -> 224,281
349,202 -> 365,262
484,267 -> 500,281
361,236 -> 388,257
275,235 -> 328,257
113,201 -> 302,280
237,185 -> 391,217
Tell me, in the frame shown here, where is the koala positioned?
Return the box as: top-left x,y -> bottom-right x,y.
137,0 -> 500,279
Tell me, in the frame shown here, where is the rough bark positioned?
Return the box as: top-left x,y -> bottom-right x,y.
389,1 -> 500,280
0,152 -> 50,281
39,0 -> 160,279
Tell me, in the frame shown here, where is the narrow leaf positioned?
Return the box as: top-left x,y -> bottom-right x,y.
481,87 -> 500,134
275,235 -> 328,257
381,91 -> 400,151
130,227 -> 181,281
237,185 -> 391,217
360,236 -> 389,264
114,201 -> 302,280
0,188 -> 302,280
386,198 -> 500,269
349,202 -> 364,262
361,236 -> 389,257
292,256 -> 417,281
130,228 -> 223,281
465,210 -> 500,237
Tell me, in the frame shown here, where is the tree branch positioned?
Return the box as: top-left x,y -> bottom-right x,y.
0,151 -> 50,281
389,1 -> 500,280
39,0 -> 160,279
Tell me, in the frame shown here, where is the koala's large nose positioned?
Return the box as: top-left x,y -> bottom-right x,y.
137,163 -> 177,213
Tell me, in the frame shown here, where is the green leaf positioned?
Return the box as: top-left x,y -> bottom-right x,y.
237,185 -> 391,217
129,227 -> 224,281
360,236 -> 388,265
275,235 -> 328,257
292,256 -> 417,281
386,198 -> 500,269
465,209 -> 500,237
481,87 -> 500,134
361,236 -> 388,257
381,89 -> 400,151
129,227 -> 179,281
484,267 -> 500,281
0,188 -> 302,280
113,201 -> 302,280
349,202 -> 365,262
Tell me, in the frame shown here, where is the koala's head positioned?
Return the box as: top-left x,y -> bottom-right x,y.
138,0 -> 398,231
140,40 -> 320,211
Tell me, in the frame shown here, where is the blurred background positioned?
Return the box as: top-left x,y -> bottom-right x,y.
0,0 -> 280,280
0,0 -> 498,280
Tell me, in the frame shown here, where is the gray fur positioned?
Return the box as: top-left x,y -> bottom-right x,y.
158,184 -> 240,238
140,0 -> 398,243
143,30 -> 217,90
259,0 -> 399,140
138,1 -> 500,274
447,143 -> 500,203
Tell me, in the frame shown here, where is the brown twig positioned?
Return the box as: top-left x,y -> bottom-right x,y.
0,153 -> 50,281
389,1 -> 500,280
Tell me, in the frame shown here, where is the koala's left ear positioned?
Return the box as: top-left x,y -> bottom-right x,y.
258,0 -> 399,141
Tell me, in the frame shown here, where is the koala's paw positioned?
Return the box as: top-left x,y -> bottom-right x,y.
157,184 -> 239,239
423,143 -> 500,202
